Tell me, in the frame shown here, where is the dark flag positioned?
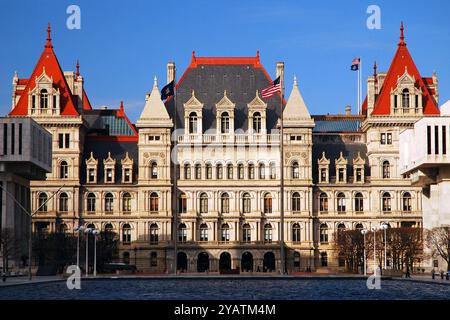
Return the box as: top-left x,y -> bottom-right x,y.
351,57 -> 360,71
160,80 -> 174,100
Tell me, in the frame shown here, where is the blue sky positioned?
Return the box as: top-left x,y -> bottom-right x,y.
1,0 -> 449,122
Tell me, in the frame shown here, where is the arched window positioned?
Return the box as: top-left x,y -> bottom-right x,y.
38,193 -> 48,212
221,112 -> 230,134
199,193 -> 208,214
216,164 -> 223,180
40,89 -> 48,108
149,223 -> 159,244
122,192 -> 131,212
319,193 -> 328,212
122,224 -> 131,244
205,163 -> 212,179
220,193 -> 229,214
264,193 -> 272,213
382,192 -> 391,212
337,223 -> 346,233
402,88 -> 409,109
220,223 -> 230,242
150,162 -> 158,179
237,163 -> 244,179
242,223 -> 251,242
59,192 -> 68,212
104,223 -> 113,233
149,192 -> 159,212
195,164 -> 201,179
178,223 -> 187,242
402,192 -> 412,212
382,161 -> 390,179
248,164 -> 255,180
259,164 -> 266,179
87,192 -> 96,212
269,162 -> 276,179
354,192 -> 364,212
60,160 -> 68,179
58,223 -> 68,234
320,224 -> 328,243
337,193 -> 346,213
105,193 -> 114,212
292,161 -> 299,179
264,224 -> 272,243
199,223 -> 208,241
292,192 -> 301,212
184,164 -> 191,179
189,112 -> 198,134
355,223 -> 364,231
242,193 -> 251,213
227,164 -> 233,179
292,223 -> 301,242
179,193 -> 187,214
253,112 -> 262,133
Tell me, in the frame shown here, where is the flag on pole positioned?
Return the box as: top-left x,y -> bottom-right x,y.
261,76 -> 281,99
160,80 -> 174,100
351,58 -> 361,71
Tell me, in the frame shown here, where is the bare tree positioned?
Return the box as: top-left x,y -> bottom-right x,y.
426,227 -> 450,272
0,228 -> 18,274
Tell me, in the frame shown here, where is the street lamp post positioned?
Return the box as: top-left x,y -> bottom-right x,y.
84,228 -> 92,277
73,226 -> 85,269
0,184 -> 64,281
92,229 -> 100,277
371,227 -> 377,274
361,229 -> 368,276
380,223 -> 389,270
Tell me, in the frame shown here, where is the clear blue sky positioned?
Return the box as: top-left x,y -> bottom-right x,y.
1,0 -> 449,122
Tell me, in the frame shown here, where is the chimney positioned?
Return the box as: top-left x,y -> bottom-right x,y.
276,62 -> 284,94
167,62 -> 176,84
345,105 -> 351,116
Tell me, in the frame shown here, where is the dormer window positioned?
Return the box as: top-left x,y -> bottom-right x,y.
318,152 -> 330,183
103,152 -> 116,184
85,152 -> 98,183
40,89 -> 48,108
402,88 -> 410,109
253,112 -> 262,133
335,152 -> 347,183
121,152 -> 133,183
189,112 -> 198,134
221,112 -> 230,134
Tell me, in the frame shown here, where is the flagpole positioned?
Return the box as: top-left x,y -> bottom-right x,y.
280,77 -> 285,275
172,71 -> 178,275
357,59 -> 360,115
359,59 -> 363,114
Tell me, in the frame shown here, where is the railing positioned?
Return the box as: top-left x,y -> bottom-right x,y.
178,134 -> 280,144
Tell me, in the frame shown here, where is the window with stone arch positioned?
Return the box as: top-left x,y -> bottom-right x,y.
184,163 -> 191,179
38,193 -> 48,212
337,192 -> 346,213
60,160 -> 69,179
292,161 -> 300,179
199,223 -> 208,242
292,223 -> 301,242
40,89 -> 48,108
382,192 -> 392,212
242,193 -> 251,213
199,193 -> 208,214
189,112 -> 198,134
150,161 -> 158,179
402,192 -> 412,212
319,193 -> 328,212
292,192 -> 301,212
149,223 -> 159,244
253,112 -> 262,133
220,223 -> 230,242
320,224 -> 328,243
220,193 -> 229,214
354,192 -> 364,213
402,88 -> 410,109
59,192 -> 68,212
221,112 -> 230,134
149,192 -> 159,212
382,160 -> 390,179
122,192 -> 132,212
264,223 -> 272,243
263,193 -> 272,213
87,192 -> 96,212
105,193 -> 114,212
242,223 -> 251,242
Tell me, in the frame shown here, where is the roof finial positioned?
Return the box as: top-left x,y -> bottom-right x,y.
192,50 -> 196,62
399,21 -> 406,46
153,76 -> 158,87
76,60 -> 80,78
293,75 -> 297,86
373,61 -> 378,83
45,23 -> 53,49
120,101 -> 124,110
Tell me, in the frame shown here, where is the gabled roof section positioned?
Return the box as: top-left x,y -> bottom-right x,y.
9,24 -> 79,116
371,22 -> 439,116
284,76 -> 314,128
82,89 -> 92,110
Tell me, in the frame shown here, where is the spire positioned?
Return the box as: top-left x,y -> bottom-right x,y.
76,59 -> 80,78
283,76 -> 314,126
136,76 -> 172,128
373,61 -> 378,83
399,21 -> 406,46
45,23 -> 53,49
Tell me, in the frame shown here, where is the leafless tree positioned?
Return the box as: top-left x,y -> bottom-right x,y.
426,226 -> 450,272
0,228 -> 18,274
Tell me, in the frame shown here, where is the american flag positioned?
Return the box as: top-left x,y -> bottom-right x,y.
261,76 -> 281,98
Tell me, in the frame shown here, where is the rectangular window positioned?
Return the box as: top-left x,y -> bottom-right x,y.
387,133 -> 392,145
88,169 -> 95,182
380,133 -> 386,145
427,126 -> 432,155
443,126 -> 447,155
356,168 -> 362,182
124,169 -> 131,182
58,134 -> 64,149
320,168 -> 327,182
435,126 -> 439,154
106,169 -> 113,182
338,168 -> 345,182
3,124 -> 7,155
65,133 -> 70,149
11,124 -> 15,155
18,123 -> 22,155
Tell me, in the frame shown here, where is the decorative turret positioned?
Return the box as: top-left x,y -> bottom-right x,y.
283,76 -> 314,128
